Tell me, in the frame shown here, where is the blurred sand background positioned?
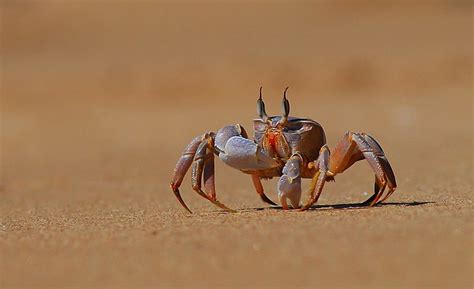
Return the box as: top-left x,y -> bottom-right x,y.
0,1 -> 472,288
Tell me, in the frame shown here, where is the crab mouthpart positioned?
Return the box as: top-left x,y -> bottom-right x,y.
267,130 -> 280,152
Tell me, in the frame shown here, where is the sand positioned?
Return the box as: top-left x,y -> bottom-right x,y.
1,2 -> 472,289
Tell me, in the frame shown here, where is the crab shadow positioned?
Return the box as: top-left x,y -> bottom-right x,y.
240,201 -> 434,212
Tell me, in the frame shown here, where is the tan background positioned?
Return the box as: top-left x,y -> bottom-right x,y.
1,1 -> 472,289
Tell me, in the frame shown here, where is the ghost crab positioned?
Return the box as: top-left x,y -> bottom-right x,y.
170,87 -> 397,213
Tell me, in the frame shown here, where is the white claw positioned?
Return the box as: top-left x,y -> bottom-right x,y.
219,136 -> 278,170
277,175 -> 302,209
277,155 -> 303,209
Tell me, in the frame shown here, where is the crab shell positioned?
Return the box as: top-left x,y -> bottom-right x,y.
249,116 -> 326,178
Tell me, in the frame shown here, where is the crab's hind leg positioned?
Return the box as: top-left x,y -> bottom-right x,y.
192,138 -> 237,213
170,134 -> 209,213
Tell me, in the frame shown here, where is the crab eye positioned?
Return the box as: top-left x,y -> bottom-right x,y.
253,120 -> 267,132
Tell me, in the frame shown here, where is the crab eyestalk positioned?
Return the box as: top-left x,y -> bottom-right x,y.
280,87 -> 290,124
257,86 -> 268,120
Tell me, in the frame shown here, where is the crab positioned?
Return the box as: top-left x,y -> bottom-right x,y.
170,87 -> 397,213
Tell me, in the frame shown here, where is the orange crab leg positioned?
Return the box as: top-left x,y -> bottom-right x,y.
251,175 -> 277,206
300,145 -> 329,210
300,132 -> 397,211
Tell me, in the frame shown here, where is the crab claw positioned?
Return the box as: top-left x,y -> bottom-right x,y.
277,175 -> 301,209
218,135 -> 278,170
277,154 -> 302,209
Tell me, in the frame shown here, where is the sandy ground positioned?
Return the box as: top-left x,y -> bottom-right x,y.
1,2 -> 473,289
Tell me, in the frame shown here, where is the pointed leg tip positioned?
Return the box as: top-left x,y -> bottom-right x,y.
211,200 -> 237,213
176,199 -> 193,214
172,187 -> 193,214
299,204 -> 311,211
260,195 -> 277,206
220,206 -> 238,213
180,203 -> 193,214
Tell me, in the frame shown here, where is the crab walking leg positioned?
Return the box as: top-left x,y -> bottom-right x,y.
300,132 -> 397,211
300,145 -> 330,211
170,134 -> 210,213
251,175 -> 277,206
359,133 -> 396,205
192,139 -> 237,213
360,176 -> 385,206
203,145 -> 216,200
379,187 -> 396,203
355,133 -> 397,205
368,181 -> 387,206
277,154 -> 304,209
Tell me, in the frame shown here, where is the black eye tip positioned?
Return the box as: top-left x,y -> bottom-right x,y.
257,87 -> 268,119
281,88 -> 290,118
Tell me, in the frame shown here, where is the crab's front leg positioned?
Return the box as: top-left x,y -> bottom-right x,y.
277,153 -> 304,209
